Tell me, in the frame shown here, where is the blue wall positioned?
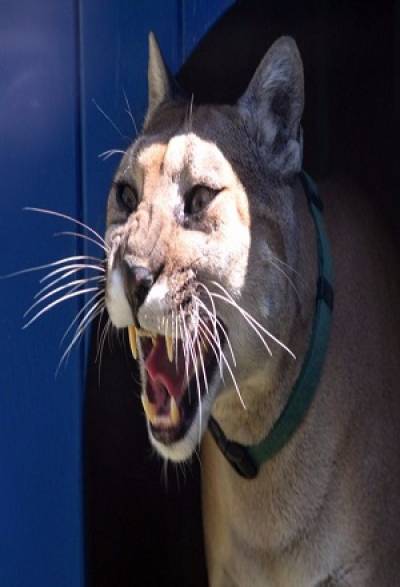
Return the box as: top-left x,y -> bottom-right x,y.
0,2 -> 232,585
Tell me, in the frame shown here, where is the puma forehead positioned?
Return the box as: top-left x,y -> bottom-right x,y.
107,127 -> 251,273
137,133 -> 237,187
107,122 -> 251,225
128,132 -> 247,202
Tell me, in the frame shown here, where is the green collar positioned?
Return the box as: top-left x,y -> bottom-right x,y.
208,171 -> 334,479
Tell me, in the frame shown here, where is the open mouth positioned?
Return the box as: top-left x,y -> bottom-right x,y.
127,321 -> 225,445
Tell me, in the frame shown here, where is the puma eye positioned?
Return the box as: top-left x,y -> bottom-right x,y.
185,185 -> 217,216
115,183 -> 138,214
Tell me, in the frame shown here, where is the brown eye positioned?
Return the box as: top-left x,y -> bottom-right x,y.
115,183 -> 138,214
185,185 -> 216,216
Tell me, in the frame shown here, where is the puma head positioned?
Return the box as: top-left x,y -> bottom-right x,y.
104,33 -> 304,461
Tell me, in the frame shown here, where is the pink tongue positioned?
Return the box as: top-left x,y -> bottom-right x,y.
144,337 -> 187,400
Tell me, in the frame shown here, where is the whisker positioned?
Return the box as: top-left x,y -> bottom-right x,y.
197,282 -> 218,331
185,94 -> 195,133
57,301 -> 104,373
174,310 -> 180,370
195,284 -> 223,368
192,300 -> 209,396
162,459 -> 169,492
123,89 -> 138,136
108,323 -> 117,354
107,322 -> 113,353
268,259 -> 301,301
196,335 -> 209,396
186,319 -> 202,443
60,290 -> 105,346
40,261 -> 104,283
25,276 -> 104,317
96,308 -> 106,350
179,310 -> 191,388
210,282 -> 295,359
96,315 -> 109,364
175,310 -> 179,344
196,316 -> 224,380
193,294 -> 236,368
0,255 -> 101,280
115,323 -> 124,348
188,336 -> 203,444
193,446 -> 203,473
209,290 -> 273,357
36,266 -> 104,298
54,231 -> 108,253
24,206 -> 107,247
37,268 -> 82,299
268,252 -> 306,283
197,319 -> 246,409
22,286 -> 100,329
92,98 -> 130,141
98,148 -> 126,161
176,460 -> 187,489
97,318 -> 111,385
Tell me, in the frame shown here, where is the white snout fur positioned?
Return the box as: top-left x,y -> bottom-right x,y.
137,279 -> 170,334
106,268 -> 133,327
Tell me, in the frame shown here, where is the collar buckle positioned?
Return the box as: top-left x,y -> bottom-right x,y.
208,417 -> 258,479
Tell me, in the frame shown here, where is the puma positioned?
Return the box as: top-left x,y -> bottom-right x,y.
104,34 -> 400,586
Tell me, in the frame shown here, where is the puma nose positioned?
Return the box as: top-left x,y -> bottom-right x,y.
121,260 -> 154,309
123,262 -> 154,290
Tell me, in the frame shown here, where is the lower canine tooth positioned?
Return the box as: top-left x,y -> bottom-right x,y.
127,325 -> 138,360
165,336 -> 173,362
141,394 -> 157,423
170,397 -> 180,426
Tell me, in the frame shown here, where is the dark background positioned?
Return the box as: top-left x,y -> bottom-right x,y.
85,1 -> 399,586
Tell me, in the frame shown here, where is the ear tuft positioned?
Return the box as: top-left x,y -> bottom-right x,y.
239,36 -> 304,179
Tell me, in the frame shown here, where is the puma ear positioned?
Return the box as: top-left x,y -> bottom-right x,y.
239,36 -> 304,179
146,32 -> 185,124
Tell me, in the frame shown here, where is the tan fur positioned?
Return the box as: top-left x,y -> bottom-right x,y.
202,176 -> 400,586
105,37 -> 400,585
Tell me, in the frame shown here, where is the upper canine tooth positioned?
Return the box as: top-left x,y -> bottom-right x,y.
127,325 -> 138,360
165,336 -> 173,362
170,397 -> 180,426
141,393 -> 157,423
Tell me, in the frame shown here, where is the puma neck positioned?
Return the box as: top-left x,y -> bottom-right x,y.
210,176 -> 318,446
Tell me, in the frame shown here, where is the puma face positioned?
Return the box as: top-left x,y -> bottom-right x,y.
104,35 -> 303,461
105,122 -> 251,461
